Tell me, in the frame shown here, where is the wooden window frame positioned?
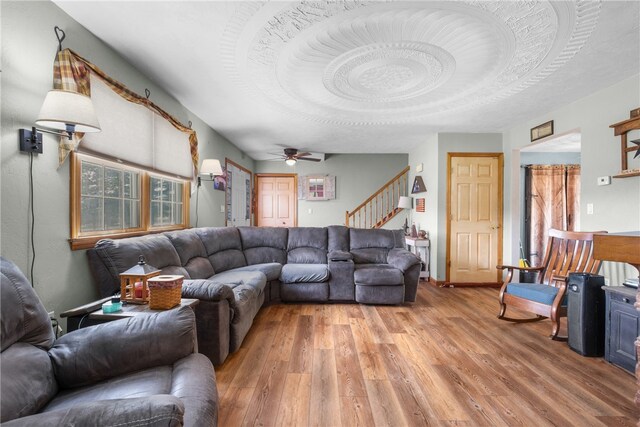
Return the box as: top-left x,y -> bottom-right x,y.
70,152 -> 190,250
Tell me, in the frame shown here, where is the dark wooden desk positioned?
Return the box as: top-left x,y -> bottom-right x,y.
61,298 -> 199,332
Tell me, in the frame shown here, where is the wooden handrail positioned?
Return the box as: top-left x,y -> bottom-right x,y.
348,166 -> 410,214
346,166 -> 410,228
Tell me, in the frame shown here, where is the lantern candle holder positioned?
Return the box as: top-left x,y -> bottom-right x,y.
119,255 -> 160,304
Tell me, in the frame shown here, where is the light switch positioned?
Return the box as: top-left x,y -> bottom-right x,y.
597,176 -> 611,186
587,203 -> 593,215
220,205 -> 225,213
308,208 -> 313,214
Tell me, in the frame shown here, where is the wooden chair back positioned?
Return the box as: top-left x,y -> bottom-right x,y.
536,229 -> 605,286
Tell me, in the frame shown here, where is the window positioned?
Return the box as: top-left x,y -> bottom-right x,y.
70,153 -> 189,250
150,176 -> 183,227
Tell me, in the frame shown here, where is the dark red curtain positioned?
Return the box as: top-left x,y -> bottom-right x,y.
526,165 -> 580,266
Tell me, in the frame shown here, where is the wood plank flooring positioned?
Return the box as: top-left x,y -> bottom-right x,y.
215,285 -> 638,426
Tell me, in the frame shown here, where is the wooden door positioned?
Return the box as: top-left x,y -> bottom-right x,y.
447,153 -> 503,283
255,174 -> 297,227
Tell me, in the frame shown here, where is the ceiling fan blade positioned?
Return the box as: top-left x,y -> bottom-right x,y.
294,152 -> 312,157
297,157 -> 321,162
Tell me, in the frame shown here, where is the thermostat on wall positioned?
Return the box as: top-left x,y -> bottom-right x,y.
597,176 -> 611,186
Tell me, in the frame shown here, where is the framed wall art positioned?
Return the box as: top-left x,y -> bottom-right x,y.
530,120 -> 554,142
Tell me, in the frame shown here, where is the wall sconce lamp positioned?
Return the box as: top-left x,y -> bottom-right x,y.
19,89 -> 101,154
197,158 -> 223,187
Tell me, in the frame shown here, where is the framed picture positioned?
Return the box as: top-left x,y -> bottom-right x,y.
411,176 -> 426,194
416,198 -> 425,212
530,120 -> 554,142
213,166 -> 227,191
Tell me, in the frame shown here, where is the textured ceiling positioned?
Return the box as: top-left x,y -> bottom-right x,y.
55,1 -> 639,160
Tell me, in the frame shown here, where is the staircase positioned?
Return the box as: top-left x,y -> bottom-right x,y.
345,166 -> 410,229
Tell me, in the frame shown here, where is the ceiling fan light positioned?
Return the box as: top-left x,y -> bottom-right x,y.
285,158 -> 297,166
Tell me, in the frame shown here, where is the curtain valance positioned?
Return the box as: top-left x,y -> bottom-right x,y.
52,49 -> 198,177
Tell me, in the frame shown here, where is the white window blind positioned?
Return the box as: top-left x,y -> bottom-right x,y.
80,74 -> 192,178
153,113 -> 193,178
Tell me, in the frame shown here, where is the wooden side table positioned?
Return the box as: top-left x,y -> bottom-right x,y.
405,236 -> 430,281
61,298 -> 199,332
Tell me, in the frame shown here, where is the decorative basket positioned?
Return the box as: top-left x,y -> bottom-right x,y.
147,275 -> 183,310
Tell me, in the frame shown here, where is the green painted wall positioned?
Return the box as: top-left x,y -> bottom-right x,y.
256,154 -> 409,228
0,1 -> 252,324
503,75 -> 640,265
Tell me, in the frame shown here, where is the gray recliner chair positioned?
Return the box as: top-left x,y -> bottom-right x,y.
0,257 -> 218,426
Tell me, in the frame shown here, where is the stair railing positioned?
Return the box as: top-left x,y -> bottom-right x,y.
345,166 -> 410,228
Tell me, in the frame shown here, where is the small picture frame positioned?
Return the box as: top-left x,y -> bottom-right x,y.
530,120 -> 554,142
416,198 -> 425,212
213,167 -> 227,191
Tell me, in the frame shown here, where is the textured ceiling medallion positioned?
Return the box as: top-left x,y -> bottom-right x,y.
221,1 -> 601,125
323,42 -> 455,103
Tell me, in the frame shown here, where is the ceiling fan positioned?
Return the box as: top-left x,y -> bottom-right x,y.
268,148 -> 321,166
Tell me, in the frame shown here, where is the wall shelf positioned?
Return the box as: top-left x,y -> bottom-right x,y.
610,113 -> 640,178
613,171 -> 640,179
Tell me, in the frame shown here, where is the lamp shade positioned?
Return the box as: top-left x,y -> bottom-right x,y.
398,196 -> 412,210
200,158 -> 223,176
35,90 -> 101,133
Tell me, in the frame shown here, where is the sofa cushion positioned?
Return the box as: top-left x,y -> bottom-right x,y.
1,343 -> 58,422
230,263 -> 282,282
238,227 -> 288,265
349,229 -> 396,264
207,270 -> 267,293
287,227 -> 328,264
195,227 -> 247,273
328,225 -> 350,252
94,235 -> 189,283
165,229 -> 215,279
1,257 -> 55,352
354,264 -> 403,286
506,283 -> 566,306
42,366 -> 174,412
280,264 -> 329,283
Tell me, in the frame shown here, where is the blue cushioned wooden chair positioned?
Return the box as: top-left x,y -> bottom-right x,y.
497,229 -> 606,340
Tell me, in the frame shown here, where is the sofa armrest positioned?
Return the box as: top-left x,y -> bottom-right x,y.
2,395 -> 184,427
182,279 -> 235,304
387,248 -> 420,272
328,250 -> 353,262
49,306 -> 197,389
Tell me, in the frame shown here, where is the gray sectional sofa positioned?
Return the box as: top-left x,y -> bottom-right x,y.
88,226 -> 420,365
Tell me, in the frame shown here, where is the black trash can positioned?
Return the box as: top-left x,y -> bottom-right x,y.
567,273 -> 605,356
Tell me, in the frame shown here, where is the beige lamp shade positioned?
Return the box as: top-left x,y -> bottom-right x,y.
200,158 -> 223,176
398,196 -> 412,210
35,90 -> 101,133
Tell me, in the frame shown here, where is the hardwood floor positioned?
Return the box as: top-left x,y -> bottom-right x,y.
215,285 -> 638,426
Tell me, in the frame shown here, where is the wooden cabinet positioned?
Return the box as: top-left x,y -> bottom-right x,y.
604,286 -> 639,374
